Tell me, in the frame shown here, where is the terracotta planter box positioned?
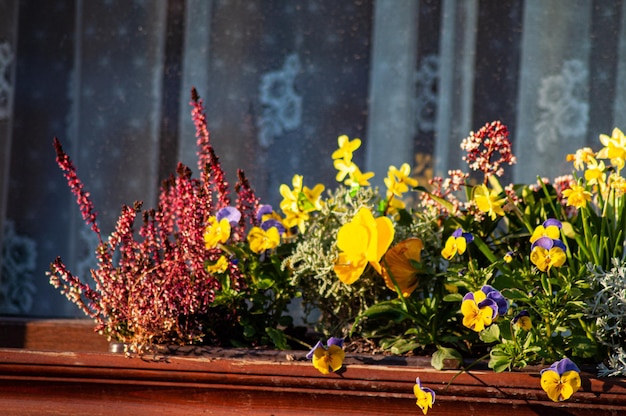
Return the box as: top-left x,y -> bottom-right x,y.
0,319 -> 625,415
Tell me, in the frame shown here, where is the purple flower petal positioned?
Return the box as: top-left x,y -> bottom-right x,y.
482,285 -> 509,316
217,207 -> 241,225
512,310 -> 530,324
462,232 -> 474,243
452,228 -> 463,238
541,357 -> 580,376
256,204 -> 273,223
306,340 -> 324,359
543,218 -> 562,229
477,298 -> 499,319
261,219 -> 285,234
531,236 -> 554,250
327,337 -> 344,348
553,239 -> 567,252
462,292 -> 475,302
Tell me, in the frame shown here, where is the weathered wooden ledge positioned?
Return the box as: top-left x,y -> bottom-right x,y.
0,319 -> 625,415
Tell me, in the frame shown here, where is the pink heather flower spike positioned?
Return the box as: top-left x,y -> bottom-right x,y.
49,89 -> 264,355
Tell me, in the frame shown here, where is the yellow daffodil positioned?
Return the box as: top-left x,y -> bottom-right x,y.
584,157 -> 606,186
331,135 -> 361,161
247,226 -> 280,253
381,238 -> 424,297
540,358 -> 581,402
333,208 -> 394,284
441,228 -> 473,260
609,173 -> 626,196
473,184 -> 505,220
562,184 -> 592,209
414,377 -> 436,415
597,127 -> 626,171
206,255 -> 229,274
566,147 -> 595,171
203,216 -> 231,249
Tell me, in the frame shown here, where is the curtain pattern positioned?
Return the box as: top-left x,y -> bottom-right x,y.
0,0 -> 623,317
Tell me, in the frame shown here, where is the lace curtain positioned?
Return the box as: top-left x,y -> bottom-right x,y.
0,0 -> 623,317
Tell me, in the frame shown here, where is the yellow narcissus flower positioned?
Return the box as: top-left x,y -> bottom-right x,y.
247,226 -> 280,253
562,184 -> 592,209
203,216 -> 231,249
597,127 -> 626,171
473,184 -> 506,220
566,147 -> 595,171
540,358 -> 581,402
584,157 -> 606,186
381,238 -> 424,297
333,208 -> 394,284
331,135 -> 361,161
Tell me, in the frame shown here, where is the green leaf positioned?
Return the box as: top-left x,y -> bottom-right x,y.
431,346 -> 462,370
361,300 -> 410,323
500,288 -> 529,301
256,278 -> 274,290
265,327 -> 288,350
443,293 -> 463,302
479,324 -> 501,343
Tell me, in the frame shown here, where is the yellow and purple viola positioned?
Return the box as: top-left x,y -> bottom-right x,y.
461,285 -> 509,332
441,228 -> 473,260
529,219 -> 567,272
306,337 -> 346,375
413,377 -> 436,415
540,357 -> 581,402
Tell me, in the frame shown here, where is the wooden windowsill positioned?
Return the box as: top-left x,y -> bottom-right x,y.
0,318 -> 625,415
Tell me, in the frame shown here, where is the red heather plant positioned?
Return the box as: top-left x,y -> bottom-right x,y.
49,88 -> 260,354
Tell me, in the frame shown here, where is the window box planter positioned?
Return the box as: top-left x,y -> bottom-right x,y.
0,319 -> 625,415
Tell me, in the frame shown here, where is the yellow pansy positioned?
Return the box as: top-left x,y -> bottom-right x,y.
203,216 -> 231,249
333,208 -> 394,284
206,255 -> 229,274
381,238 -> 424,297
247,226 -> 280,254
540,358 -> 581,402
413,377 -> 436,415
